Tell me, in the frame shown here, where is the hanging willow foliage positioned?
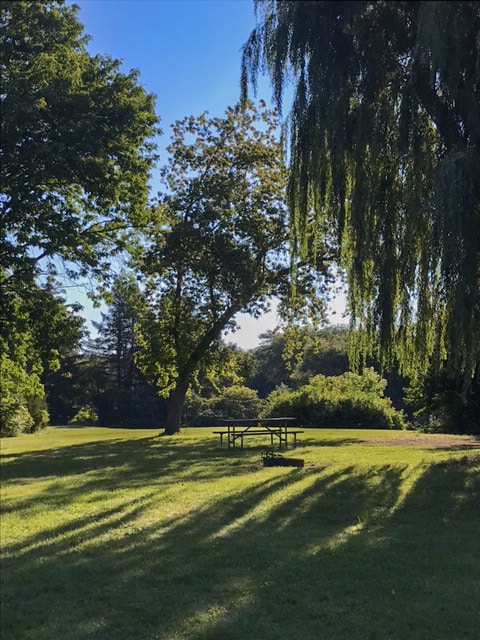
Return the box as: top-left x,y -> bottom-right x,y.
242,0 -> 480,387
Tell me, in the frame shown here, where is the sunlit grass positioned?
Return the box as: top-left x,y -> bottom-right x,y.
1,427 -> 479,640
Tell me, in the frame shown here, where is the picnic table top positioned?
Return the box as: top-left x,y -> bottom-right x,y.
223,417 -> 297,425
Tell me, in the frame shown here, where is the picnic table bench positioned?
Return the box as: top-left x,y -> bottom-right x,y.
214,417 -> 303,449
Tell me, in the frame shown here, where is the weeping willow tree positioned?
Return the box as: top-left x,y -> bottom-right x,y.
241,1 -> 480,399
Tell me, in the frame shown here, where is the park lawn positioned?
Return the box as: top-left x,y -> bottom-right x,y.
1,427 -> 479,640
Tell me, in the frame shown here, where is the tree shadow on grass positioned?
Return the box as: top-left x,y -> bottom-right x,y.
1,438 -> 479,640
0,432 -> 258,483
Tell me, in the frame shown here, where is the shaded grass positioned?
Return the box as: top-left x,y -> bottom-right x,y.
1,427 -> 479,640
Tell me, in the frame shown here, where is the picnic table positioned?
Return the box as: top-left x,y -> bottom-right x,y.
214,417 -> 303,449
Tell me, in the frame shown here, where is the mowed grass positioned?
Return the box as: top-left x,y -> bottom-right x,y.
1,427 -> 479,640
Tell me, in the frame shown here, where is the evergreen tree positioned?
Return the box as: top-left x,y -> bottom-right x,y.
91,275 -> 167,428
93,274 -> 143,391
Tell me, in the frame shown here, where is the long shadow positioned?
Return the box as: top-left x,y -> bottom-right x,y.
1,439 -> 479,640
0,434 -> 238,480
0,434 -> 261,507
0,430 -> 366,519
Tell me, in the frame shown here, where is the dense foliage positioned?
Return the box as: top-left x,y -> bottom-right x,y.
184,385 -> 264,426
1,0 -> 159,289
247,327 -> 349,397
406,370 -> 480,434
1,284 -> 84,436
242,1 -> 480,395
264,368 -> 406,429
0,355 -> 49,436
44,349 -> 169,429
89,275 -> 169,427
135,102 -> 329,434
1,1 -> 158,434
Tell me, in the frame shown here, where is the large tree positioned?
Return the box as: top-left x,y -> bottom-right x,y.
1,0 -> 159,288
135,102 -> 329,434
1,1 -> 158,433
92,274 -> 143,391
88,275 -> 168,428
241,1 -> 480,392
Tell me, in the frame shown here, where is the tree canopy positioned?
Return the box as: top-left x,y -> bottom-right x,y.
241,1 -> 480,389
0,0 -> 159,433
1,0 -> 159,289
135,102 -> 328,433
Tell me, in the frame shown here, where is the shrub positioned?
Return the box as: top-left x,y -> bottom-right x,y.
69,404 -> 99,425
263,368 -> 406,429
405,371 -> 480,435
184,385 -> 265,426
0,355 -> 49,436
182,393 -> 218,427
210,385 -> 264,419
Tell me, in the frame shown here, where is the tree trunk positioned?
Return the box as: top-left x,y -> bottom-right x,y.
163,375 -> 190,435
163,299 -> 255,434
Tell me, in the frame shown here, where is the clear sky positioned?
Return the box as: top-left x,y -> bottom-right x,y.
72,0 -> 346,348
76,0 -> 271,168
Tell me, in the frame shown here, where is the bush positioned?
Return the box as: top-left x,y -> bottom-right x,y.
182,393 -> 217,427
405,370 -> 480,435
184,385 -> 265,426
263,368 -> 406,429
0,355 -> 49,436
210,385 -> 264,419
69,404 -> 99,425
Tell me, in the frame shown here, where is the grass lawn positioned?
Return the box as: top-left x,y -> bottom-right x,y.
1,426 -> 479,640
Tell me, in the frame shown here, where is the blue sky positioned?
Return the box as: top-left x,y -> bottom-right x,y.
72,0 -> 346,347
76,0 -> 271,170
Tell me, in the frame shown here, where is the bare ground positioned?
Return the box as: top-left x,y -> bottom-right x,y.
368,432 -> 480,449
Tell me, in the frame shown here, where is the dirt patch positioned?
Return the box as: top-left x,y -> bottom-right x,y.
368,433 -> 480,449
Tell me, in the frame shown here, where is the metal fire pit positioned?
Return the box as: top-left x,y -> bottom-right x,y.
262,449 -> 304,468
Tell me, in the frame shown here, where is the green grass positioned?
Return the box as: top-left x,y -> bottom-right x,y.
1,427 -> 479,640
